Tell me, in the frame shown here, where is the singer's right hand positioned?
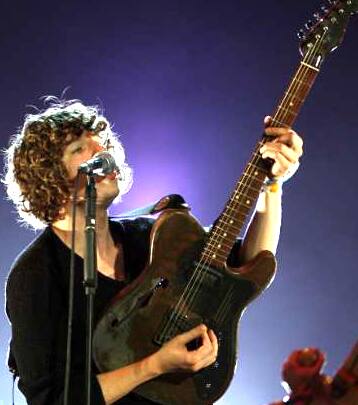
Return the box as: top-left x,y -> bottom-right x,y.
150,324 -> 218,374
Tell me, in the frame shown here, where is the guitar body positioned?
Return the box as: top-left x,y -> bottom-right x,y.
93,209 -> 276,404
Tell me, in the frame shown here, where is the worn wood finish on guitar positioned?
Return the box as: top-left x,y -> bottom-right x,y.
93,210 -> 276,404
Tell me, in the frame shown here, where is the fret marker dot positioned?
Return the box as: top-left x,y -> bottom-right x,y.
246,200 -> 251,204
254,171 -> 258,176
289,102 -> 294,107
235,195 -> 239,200
218,244 -> 221,248
229,220 -> 234,224
223,233 -> 227,237
212,254 -> 216,258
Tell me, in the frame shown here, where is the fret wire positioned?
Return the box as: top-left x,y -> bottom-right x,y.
270,117 -> 289,127
238,173 -> 265,188
210,225 -> 238,237
202,249 -> 227,259
221,212 -> 248,223
204,232 -> 239,251
283,92 -> 304,104
220,170 -> 265,211
201,251 -> 227,262
247,161 -> 265,170
231,192 -> 261,204
273,32 -> 325,129
204,242 -> 235,256
212,222 -> 242,236
205,232 -> 238,248
205,240 -> 233,251
230,181 -> 262,196
276,64 -> 319,125
202,247 -> 230,260
292,76 -> 313,87
233,181 -> 264,199
277,105 -> 298,117
220,212 -> 247,224
274,50 -> 319,126
280,82 -> 314,113
240,174 -> 265,188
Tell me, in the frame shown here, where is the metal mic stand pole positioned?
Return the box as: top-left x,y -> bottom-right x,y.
84,173 -> 97,405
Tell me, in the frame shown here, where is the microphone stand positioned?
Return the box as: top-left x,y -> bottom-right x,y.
84,173 -> 97,405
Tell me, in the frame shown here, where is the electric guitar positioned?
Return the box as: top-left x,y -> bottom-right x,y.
93,2 -> 358,403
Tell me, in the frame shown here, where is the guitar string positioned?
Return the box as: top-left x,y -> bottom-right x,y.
194,32 -> 326,261
194,31 -> 327,279
160,31 -> 327,341
199,31 -> 327,296
209,34 -> 329,330
171,32 -> 325,329
188,36 -> 324,291
160,34 -> 325,341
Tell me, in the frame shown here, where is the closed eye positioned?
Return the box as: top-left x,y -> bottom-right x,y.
71,146 -> 84,154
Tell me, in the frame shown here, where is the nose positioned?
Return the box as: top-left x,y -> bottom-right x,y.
89,136 -> 105,156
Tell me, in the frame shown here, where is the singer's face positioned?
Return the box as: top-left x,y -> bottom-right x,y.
62,132 -> 120,206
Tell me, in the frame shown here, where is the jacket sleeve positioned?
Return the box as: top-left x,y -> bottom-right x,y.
6,261 -> 105,405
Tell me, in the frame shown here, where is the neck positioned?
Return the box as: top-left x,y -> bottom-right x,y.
52,203 -> 115,258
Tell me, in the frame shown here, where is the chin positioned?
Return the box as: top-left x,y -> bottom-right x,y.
97,179 -> 120,206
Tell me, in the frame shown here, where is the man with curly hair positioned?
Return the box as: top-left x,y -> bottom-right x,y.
4,99 -> 303,404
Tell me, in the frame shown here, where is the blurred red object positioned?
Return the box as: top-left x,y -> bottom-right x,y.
267,341 -> 358,405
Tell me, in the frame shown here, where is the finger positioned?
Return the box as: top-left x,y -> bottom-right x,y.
264,115 -> 272,127
177,324 -> 207,344
194,331 -> 214,357
262,131 -> 303,157
261,143 -> 300,164
196,330 -> 218,361
208,329 -> 218,356
274,132 -> 303,154
191,350 -> 218,372
271,153 -> 292,177
264,126 -> 293,138
200,329 -> 212,347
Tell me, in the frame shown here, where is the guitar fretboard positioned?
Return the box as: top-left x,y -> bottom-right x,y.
201,57 -> 320,268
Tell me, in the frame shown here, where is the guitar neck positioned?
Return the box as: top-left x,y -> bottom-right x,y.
202,55 -> 320,267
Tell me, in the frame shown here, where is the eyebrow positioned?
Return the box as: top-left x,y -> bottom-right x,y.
67,139 -> 85,150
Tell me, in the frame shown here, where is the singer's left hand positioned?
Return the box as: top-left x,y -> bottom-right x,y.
259,116 -> 303,180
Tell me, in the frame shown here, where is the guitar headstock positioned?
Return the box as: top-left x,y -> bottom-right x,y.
298,0 -> 357,67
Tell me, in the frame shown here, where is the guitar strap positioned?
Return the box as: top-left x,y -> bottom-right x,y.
111,194 -> 189,218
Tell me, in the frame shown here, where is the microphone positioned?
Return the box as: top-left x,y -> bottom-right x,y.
78,151 -> 118,175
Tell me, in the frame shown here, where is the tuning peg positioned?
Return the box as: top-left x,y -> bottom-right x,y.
297,29 -> 306,39
321,5 -> 329,13
313,12 -> 321,21
304,20 -> 315,29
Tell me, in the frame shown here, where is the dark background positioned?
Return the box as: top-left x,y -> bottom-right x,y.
0,1 -> 357,404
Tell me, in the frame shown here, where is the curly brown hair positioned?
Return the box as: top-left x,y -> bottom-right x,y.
3,98 -> 132,229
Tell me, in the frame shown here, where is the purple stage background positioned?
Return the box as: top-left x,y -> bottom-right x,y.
0,1 -> 357,404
